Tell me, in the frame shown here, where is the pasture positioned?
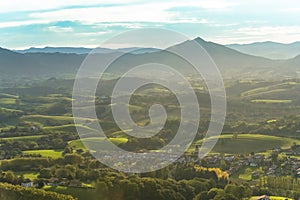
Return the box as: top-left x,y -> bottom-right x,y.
23,149 -> 63,159
68,137 -> 128,150
194,134 -> 300,154
251,99 -> 292,103
249,196 -> 293,200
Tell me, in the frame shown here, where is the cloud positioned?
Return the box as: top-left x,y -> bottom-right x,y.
0,0 -> 238,13
26,1 -> 234,24
237,26 -> 300,36
48,26 -> 74,33
0,20 -> 51,28
209,23 -> 239,27
214,26 -> 300,44
1,0 -> 300,48
0,0 -> 138,13
0,0 -> 236,30
29,5 -> 175,24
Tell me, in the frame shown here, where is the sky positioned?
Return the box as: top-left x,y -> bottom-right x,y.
1,0 -> 300,49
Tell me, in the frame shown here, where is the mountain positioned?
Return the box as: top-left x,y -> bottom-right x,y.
15,47 -> 161,55
0,38 -> 299,80
0,48 -> 86,77
0,47 -> 37,74
227,41 -> 300,60
166,37 -> 279,78
280,54 -> 300,74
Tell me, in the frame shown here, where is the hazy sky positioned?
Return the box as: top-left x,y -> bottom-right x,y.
1,0 -> 300,49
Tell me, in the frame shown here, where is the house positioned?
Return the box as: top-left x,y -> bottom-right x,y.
21,182 -> 34,188
224,155 -> 235,162
47,177 -> 60,187
296,168 -> 300,178
250,162 -> 259,167
30,125 -> 40,132
69,179 -> 82,187
254,195 -> 270,200
251,172 -> 260,179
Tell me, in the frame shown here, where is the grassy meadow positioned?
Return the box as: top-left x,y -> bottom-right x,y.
23,149 -> 64,159
194,134 -> 300,154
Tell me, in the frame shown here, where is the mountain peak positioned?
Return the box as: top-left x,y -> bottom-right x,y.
194,37 -> 206,43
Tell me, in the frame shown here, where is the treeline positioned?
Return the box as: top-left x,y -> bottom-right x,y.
1,157 -> 53,171
0,153 -> 256,200
78,168 -> 247,200
259,176 -> 300,199
222,115 -> 300,137
0,182 -> 76,200
0,132 -> 77,159
194,184 -> 252,200
0,108 -> 23,123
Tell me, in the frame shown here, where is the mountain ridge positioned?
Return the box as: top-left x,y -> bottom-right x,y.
227,41 -> 300,59
0,37 -> 299,80
15,46 -> 161,55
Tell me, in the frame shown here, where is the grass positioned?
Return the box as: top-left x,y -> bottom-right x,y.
15,171 -> 39,180
0,98 -> 16,105
44,185 -> 97,200
251,99 -> 292,103
38,95 -> 72,102
43,124 -> 97,133
23,149 -> 64,159
110,129 -> 132,137
68,137 -> 128,150
249,196 -> 293,200
0,135 -> 45,141
22,115 -> 96,126
0,93 -> 18,98
241,82 -> 298,97
0,107 -> 23,113
238,167 -> 255,181
194,134 -> 300,154
0,126 -> 15,132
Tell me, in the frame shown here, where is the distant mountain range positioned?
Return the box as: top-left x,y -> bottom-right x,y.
15,47 -> 160,55
1,38 -> 299,80
227,41 -> 300,60
15,41 -> 300,60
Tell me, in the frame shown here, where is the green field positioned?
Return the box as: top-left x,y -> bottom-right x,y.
0,135 -> 45,141
249,196 -> 293,200
0,125 -> 15,132
236,166 -> 263,181
22,114 -> 96,126
241,82 -> 298,97
44,185 -> 96,200
0,107 -> 23,113
23,149 -> 63,159
195,134 -> 300,154
0,98 -> 16,105
68,137 -> 128,150
15,171 -> 39,180
0,93 -> 18,98
238,167 -> 253,181
251,99 -> 292,103
38,95 -> 72,102
43,124 -> 97,133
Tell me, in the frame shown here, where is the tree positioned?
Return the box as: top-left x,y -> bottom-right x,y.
232,132 -> 238,139
39,168 -> 52,179
64,153 -> 84,165
2,171 -> 17,184
207,188 -> 224,199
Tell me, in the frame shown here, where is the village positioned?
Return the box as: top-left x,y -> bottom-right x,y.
185,144 -> 300,180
